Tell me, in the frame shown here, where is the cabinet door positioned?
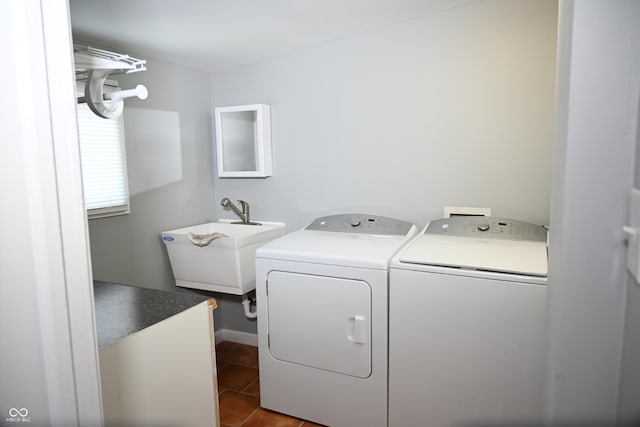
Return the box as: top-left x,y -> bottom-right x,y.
100,300 -> 219,427
267,271 -> 371,378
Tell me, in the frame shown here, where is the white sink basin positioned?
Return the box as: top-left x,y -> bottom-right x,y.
161,220 -> 285,294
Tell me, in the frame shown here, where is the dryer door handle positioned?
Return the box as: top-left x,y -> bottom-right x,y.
346,315 -> 367,344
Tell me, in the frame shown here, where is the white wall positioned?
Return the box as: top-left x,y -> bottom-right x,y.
620,278 -> 640,423
547,0 -> 640,424
210,0 -> 558,332
1,0 -> 102,424
618,85 -> 640,422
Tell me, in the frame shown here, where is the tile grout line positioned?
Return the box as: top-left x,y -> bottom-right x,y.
240,376 -> 259,393
237,405 -> 261,427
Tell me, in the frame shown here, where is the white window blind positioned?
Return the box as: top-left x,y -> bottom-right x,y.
76,89 -> 130,219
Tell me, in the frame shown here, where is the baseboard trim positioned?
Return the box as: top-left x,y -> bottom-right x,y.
214,328 -> 258,346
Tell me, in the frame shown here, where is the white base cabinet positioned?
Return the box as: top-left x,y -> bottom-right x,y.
99,299 -> 219,427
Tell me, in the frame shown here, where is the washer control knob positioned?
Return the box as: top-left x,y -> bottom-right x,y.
477,221 -> 490,231
350,218 -> 361,227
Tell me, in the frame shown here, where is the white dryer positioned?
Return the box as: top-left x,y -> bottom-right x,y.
389,216 -> 548,427
256,214 -> 417,427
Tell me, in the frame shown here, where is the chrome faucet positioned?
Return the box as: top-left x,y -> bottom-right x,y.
221,198 -> 257,224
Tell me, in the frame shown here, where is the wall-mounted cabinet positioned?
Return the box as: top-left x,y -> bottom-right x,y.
214,104 -> 272,178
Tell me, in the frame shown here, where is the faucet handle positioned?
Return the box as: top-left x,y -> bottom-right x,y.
238,200 -> 250,216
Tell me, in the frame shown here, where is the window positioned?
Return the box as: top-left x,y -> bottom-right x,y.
76,83 -> 130,219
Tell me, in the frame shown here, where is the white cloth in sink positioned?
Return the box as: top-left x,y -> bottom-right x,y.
187,232 -> 228,247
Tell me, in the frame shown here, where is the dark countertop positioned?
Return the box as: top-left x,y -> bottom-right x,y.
94,281 -> 214,349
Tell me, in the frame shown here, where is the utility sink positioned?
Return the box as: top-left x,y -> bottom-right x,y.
161,220 -> 285,294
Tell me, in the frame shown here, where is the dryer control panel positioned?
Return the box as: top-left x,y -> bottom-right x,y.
306,214 -> 414,236
424,216 -> 547,242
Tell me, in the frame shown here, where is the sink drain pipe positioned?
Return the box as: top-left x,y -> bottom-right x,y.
242,295 -> 257,319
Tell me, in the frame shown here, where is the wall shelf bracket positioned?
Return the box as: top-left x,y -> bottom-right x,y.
74,44 -> 148,119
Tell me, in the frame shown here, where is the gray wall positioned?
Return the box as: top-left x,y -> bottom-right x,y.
210,0 -> 558,332
87,55 -> 217,295
547,0 -> 640,424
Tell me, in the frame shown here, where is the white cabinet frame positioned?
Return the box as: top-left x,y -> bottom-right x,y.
214,104 -> 272,178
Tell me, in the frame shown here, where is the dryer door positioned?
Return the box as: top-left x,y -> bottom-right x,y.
266,271 -> 372,378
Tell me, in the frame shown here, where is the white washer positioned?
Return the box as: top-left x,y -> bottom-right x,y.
389,216 -> 548,427
256,214 -> 417,427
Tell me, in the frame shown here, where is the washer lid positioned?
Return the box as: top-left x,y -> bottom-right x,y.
399,217 -> 548,277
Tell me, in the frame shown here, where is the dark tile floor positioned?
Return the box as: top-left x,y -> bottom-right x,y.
215,341 -> 325,427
